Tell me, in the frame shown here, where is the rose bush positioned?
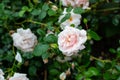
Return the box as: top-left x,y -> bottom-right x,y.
0,0 -> 120,80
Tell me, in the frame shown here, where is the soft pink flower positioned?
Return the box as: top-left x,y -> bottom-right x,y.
58,26 -> 87,56
61,0 -> 89,9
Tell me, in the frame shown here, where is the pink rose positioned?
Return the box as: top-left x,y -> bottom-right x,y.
58,26 -> 87,56
61,0 -> 89,9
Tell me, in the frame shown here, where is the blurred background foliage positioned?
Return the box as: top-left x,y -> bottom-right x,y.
0,0 -> 120,80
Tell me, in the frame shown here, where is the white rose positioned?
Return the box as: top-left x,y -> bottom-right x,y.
61,0 -> 89,9
9,73 -> 29,80
11,28 -> 37,52
0,69 -> 4,80
0,75 -> 4,80
58,26 -> 87,56
0,69 -> 4,75
58,8 -> 81,29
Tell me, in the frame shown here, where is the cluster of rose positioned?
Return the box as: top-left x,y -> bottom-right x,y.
0,0 -> 89,80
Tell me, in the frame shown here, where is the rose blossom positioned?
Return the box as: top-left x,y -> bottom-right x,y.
58,26 -> 87,56
11,28 -> 37,52
58,8 -> 81,29
61,0 -> 89,9
9,73 -> 29,80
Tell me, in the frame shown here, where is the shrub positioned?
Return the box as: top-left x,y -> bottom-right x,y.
0,0 -> 120,80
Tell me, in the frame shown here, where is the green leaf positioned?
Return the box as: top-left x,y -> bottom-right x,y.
28,66 -> 37,76
88,30 -> 101,41
115,65 -> 120,71
19,11 -> 25,17
42,52 -> 50,59
33,0 -> 39,3
3,51 -> 14,62
83,18 -> 88,24
42,3 -> 49,11
47,22 -> 54,30
104,63 -> 112,70
112,16 -> 119,26
81,53 -> 90,67
22,52 -> 33,59
18,6 -> 29,17
22,6 -> 29,11
75,74 -> 84,80
88,67 -> 99,76
33,43 -> 49,56
60,13 -> 70,23
0,28 -> 3,33
117,76 -> 120,80
109,48 -> 116,54
96,61 -> 104,68
73,7 -> 85,14
117,47 -> 120,52
49,69 -> 59,76
37,29 -> 45,36
66,7 -> 72,12
84,67 -> 99,77
39,10 -> 46,20
103,72 -> 111,80
86,78 -> 92,80
44,34 -> 57,43
0,3 -> 4,11
31,9 -> 41,16
48,9 -> 56,16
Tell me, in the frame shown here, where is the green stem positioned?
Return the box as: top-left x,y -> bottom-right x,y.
96,7 -> 120,12
59,0 -> 62,12
90,0 -> 120,12
15,19 -> 47,26
4,20 -> 9,32
5,46 -> 17,76
90,56 -> 111,63
12,46 -> 16,56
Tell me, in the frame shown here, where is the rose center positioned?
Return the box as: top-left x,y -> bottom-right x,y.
62,34 -> 77,49
69,17 -> 73,22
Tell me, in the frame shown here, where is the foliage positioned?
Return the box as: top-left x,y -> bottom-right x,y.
0,0 -> 120,80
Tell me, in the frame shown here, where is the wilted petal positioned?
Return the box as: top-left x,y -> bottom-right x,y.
59,72 -> 66,80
